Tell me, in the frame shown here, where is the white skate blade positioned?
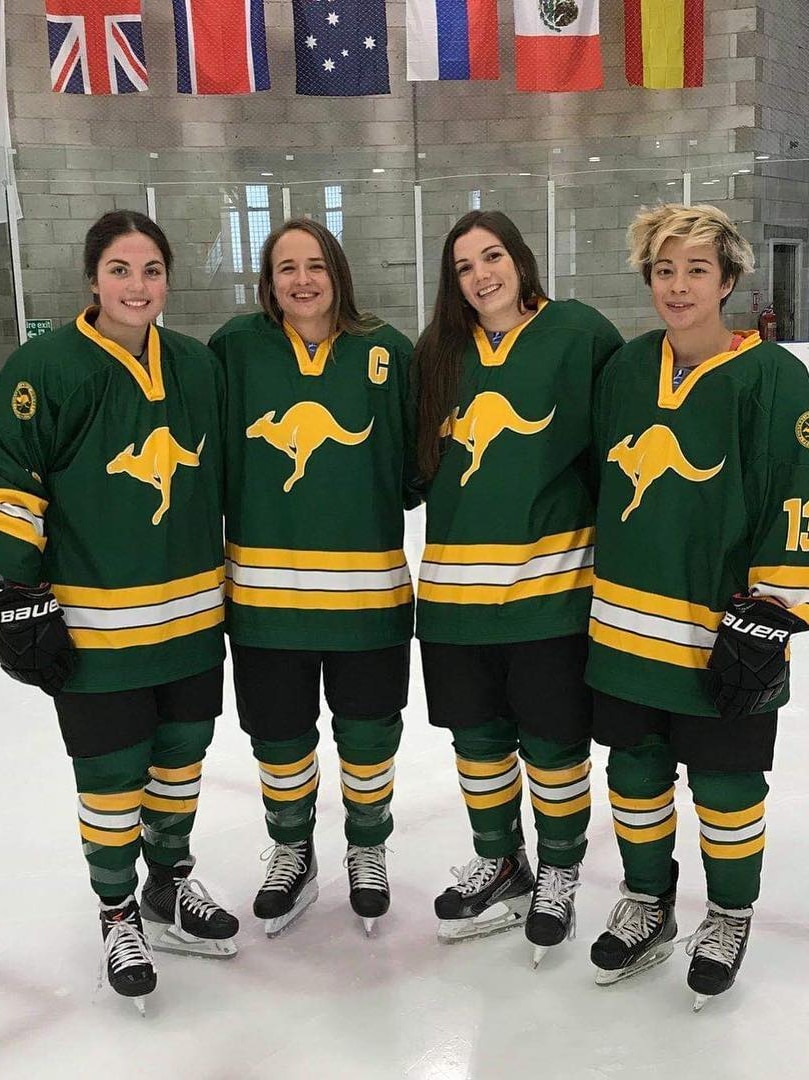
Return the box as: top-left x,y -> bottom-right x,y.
144,919 -> 238,959
362,917 -> 377,937
532,945 -> 549,969
595,940 -> 674,986
437,893 -> 531,944
133,996 -> 147,1017
263,880 -> 319,937
692,993 -> 709,1013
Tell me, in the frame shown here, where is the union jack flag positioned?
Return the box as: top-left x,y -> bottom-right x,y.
46,1 -> 148,95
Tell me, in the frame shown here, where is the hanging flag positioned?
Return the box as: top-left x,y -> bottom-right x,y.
513,0 -> 603,93
293,0 -> 390,96
406,1 -> 500,82
45,1 -> 147,94
624,0 -> 704,89
172,0 -> 270,94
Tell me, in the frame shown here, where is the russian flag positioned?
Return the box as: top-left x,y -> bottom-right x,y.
514,0 -> 603,93
406,0 -> 500,81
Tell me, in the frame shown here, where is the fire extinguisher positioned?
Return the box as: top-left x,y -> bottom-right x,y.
758,303 -> 778,341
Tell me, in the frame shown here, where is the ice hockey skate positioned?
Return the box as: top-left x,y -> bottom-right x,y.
141,857 -> 239,958
685,904 -> 753,1011
591,865 -> 678,985
434,848 -> 535,944
99,895 -> 157,1016
254,838 -> 318,936
345,843 -> 390,935
525,862 -> 581,968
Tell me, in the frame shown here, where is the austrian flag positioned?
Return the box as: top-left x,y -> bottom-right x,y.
513,0 -> 603,93
46,1 -> 147,95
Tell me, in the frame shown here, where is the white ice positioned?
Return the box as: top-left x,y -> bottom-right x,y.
2,508 -> 808,1079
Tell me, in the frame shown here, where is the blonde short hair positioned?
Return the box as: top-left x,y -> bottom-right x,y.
628,204 -> 755,291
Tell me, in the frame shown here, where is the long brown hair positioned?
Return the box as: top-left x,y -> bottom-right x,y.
414,210 -> 546,480
257,218 -> 379,338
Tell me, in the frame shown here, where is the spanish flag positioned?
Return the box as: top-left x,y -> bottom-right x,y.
624,0 -> 704,89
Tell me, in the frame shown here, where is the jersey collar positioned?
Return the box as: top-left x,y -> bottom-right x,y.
473,300 -> 549,367
76,307 -> 165,402
657,330 -> 762,410
283,320 -> 341,376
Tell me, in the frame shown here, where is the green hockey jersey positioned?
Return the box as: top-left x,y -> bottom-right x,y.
416,299 -> 624,645
586,330 -> 809,716
209,314 -> 416,651
0,310 -> 226,693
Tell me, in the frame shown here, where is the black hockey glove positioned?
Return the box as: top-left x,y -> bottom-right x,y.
708,594 -> 807,721
0,581 -> 75,696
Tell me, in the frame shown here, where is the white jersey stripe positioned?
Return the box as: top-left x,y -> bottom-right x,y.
420,546 -> 593,588
62,585 -> 223,631
591,598 -> 717,650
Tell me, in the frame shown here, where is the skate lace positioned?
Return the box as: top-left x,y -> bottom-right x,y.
173,876 -> 225,926
344,844 -> 389,892
684,910 -> 750,967
449,856 -> 499,897
530,865 -> 580,938
605,897 -> 660,947
98,905 -> 154,987
258,841 -> 308,894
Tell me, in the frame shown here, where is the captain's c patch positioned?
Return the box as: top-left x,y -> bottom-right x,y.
795,411 -> 809,448
12,382 -> 36,420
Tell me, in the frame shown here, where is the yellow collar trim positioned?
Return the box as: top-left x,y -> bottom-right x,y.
284,321 -> 341,376
76,308 -> 165,402
473,300 -> 549,367
657,330 -> 762,410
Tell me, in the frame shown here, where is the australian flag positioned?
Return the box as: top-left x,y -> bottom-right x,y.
293,0 -> 390,96
173,1 -> 270,94
46,1 -> 147,95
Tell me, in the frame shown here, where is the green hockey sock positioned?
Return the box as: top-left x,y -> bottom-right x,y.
520,732 -> 591,868
332,711 -> 403,847
451,717 -> 523,859
252,727 -> 320,844
689,770 -> 769,909
607,737 -> 678,897
72,739 -> 151,900
140,719 -> 214,869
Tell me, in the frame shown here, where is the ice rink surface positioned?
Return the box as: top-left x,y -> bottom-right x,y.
2,510 -> 808,1079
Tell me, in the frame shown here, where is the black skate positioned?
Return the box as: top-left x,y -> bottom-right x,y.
254,838 -> 318,936
141,857 -> 239,958
345,843 -> 390,936
591,864 -> 678,985
435,848 -> 535,943
99,895 -> 157,1015
525,862 -> 581,968
685,904 -> 752,1011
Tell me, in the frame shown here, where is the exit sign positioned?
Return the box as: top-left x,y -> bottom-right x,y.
26,319 -> 52,337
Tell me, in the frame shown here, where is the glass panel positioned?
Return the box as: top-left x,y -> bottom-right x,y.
0,216 -> 16,367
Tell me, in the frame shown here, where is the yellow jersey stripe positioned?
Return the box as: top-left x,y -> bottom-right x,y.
530,792 -> 591,817
614,816 -> 677,844
609,787 -> 674,812
340,757 -> 395,779
695,802 -> 765,829
53,567 -> 225,609
341,780 -> 394,804
456,754 -> 518,777
229,583 -> 412,611
258,752 -> 317,777
80,790 -> 143,812
227,544 -> 407,571
593,577 -> 720,629
590,618 -> 711,670
149,763 -> 203,784
423,528 -> 594,566
462,776 -> 522,810
142,792 -> 199,814
420,567 -> 592,606
700,834 -> 766,860
68,606 -> 223,650
79,822 -> 141,847
524,761 -> 590,785
261,775 -> 319,802
0,513 -> 47,551
0,488 -> 48,516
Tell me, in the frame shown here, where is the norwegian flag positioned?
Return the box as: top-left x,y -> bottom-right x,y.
172,1 -> 270,95
46,1 -> 147,95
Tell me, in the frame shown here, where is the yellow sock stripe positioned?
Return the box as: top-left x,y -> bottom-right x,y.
700,833 -> 766,860
455,753 -> 518,778
341,780 -> 395,805
530,792 -> 591,817
609,787 -> 675,812
462,776 -> 523,811
613,813 -> 677,844
149,762 -> 203,783
339,757 -> 395,779
524,760 -> 590,785
258,751 -> 317,777
80,789 -> 142,813
694,801 -> 765,828
142,792 -> 199,814
79,822 -> 141,847
261,775 -> 319,802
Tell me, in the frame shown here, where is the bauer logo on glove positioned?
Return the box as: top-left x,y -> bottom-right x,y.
708,594 -> 807,721
0,581 -> 75,696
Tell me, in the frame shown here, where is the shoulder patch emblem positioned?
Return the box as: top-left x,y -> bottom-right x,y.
12,382 -> 36,420
795,411 -> 809,448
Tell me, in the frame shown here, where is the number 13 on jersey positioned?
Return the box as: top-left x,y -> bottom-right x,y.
783,497 -> 809,551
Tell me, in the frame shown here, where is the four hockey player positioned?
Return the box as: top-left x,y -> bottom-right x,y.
209,219 -> 418,937
586,204 -> 809,1008
1,202 -> 802,1014
0,212 -> 239,1012
413,211 -> 623,961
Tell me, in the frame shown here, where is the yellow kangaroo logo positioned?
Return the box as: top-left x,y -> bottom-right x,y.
107,427 -> 206,526
608,425 -> 725,522
246,401 -> 374,493
440,391 -> 556,487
